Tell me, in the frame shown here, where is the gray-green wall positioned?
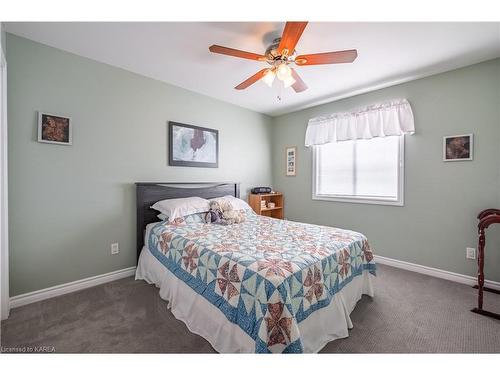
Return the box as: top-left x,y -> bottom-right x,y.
272,59 -> 500,282
7,34 -> 273,295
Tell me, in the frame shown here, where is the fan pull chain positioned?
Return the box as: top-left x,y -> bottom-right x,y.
277,80 -> 284,102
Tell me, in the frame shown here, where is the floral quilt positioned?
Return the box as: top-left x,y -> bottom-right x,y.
147,210 -> 376,353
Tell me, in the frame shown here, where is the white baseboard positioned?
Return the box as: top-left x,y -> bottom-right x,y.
9,266 -> 137,309
375,255 -> 500,291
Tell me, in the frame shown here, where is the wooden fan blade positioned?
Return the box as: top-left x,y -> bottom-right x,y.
295,49 -> 358,65
209,45 -> 266,61
278,22 -> 308,56
235,69 -> 270,90
291,68 -> 308,93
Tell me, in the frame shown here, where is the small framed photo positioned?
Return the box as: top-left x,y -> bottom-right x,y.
443,134 -> 473,162
37,112 -> 72,145
286,146 -> 297,176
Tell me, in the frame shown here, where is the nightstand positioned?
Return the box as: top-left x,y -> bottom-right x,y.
248,192 -> 284,219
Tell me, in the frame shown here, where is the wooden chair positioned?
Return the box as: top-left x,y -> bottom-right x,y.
471,209 -> 500,320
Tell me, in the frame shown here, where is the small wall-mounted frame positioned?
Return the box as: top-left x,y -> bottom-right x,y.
443,134 -> 473,162
37,112 -> 72,145
286,146 -> 297,176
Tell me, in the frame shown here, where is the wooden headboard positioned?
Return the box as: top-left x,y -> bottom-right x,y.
135,182 -> 240,261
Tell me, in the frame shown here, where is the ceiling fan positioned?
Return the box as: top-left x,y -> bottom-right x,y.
208,22 -> 358,93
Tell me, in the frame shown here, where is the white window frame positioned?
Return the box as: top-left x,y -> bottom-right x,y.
312,136 -> 405,206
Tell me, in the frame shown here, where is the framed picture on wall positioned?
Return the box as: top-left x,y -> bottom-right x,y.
286,146 -> 297,176
168,121 -> 219,168
443,134 -> 473,162
37,112 -> 72,145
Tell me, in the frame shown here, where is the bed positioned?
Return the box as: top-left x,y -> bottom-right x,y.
135,182 -> 376,353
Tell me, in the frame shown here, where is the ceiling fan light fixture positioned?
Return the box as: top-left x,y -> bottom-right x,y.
276,63 -> 292,81
261,69 -> 275,87
208,21 -> 356,93
282,75 -> 296,88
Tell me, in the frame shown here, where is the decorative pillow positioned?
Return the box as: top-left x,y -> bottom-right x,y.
151,196 -> 210,221
210,195 -> 252,211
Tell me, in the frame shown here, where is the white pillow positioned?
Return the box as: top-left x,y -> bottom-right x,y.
151,196 -> 210,221
211,195 -> 251,211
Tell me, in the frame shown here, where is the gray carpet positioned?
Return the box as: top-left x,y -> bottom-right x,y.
2,264 -> 500,353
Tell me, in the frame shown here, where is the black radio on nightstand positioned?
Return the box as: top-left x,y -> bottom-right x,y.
251,186 -> 272,194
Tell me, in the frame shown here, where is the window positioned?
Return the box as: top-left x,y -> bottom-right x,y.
313,136 -> 404,205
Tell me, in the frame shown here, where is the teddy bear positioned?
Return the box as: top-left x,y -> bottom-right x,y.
206,201 -> 224,224
219,200 -> 245,225
207,200 -> 245,225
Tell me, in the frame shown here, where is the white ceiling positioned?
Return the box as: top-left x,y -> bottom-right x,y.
5,22 -> 500,116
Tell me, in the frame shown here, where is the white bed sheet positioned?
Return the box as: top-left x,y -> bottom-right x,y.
136,223 -> 375,353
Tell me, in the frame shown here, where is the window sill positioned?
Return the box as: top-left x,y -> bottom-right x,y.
312,194 -> 404,206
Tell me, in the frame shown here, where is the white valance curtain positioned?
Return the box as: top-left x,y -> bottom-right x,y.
305,99 -> 415,146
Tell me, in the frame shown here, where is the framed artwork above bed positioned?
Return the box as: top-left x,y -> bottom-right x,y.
168,121 -> 219,168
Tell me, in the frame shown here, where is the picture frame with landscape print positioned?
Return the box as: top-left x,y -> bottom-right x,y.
168,121 -> 219,168
286,146 -> 297,176
37,112 -> 72,145
443,134 -> 473,162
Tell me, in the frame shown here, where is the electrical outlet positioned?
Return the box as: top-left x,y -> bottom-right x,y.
466,247 -> 476,260
111,242 -> 119,255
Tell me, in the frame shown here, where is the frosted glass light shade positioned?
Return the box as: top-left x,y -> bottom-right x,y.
276,63 -> 292,80
283,75 -> 296,88
261,69 -> 275,87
